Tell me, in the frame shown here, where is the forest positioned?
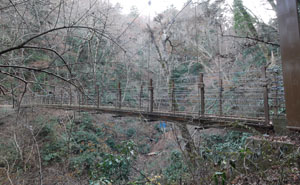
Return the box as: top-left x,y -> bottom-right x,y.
0,0 -> 300,184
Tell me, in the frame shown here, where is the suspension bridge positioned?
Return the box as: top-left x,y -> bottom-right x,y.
17,67 -> 285,132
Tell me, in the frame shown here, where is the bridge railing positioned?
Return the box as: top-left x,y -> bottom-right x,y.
20,67 -> 285,124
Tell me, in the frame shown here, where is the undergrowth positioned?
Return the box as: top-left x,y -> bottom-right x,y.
39,113 -> 137,184
1,110 -> 299,185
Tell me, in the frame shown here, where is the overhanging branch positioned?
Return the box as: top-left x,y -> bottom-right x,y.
23,46 -> 72,75
221,34 -> 280,47
0,65 -> 75,86
0,25 -> 127,56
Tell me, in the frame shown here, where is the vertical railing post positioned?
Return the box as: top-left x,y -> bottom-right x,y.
60,89 -> 63,105
171,80 -> 175,113
31,92 -> 34,105
149,79 -> 154,112
11,84 -> 15,108
86,91 -> 88,105
139,84 -> 143,110
46,92 -> 49,105
84,91 -> 87,105
96,85 -> 100,108
198,73 -> 205,116
50,93 -> 52,104
69,87 -> 72,105
53,86 -> 56,104
87,90 -> 90,105
83,92 -> 85,105
77,90 -> 81,112
118,82 -> 122,109
78,91 -> 81,105
219,78 -> 223,116
262,66 -> 270,124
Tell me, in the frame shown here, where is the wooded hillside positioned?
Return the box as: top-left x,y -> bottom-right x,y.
0,0 -> 300,184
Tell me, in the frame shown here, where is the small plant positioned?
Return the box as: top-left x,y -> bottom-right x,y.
163,150 -> 189,184
199,131 -> 251,165
126,128 -> 136,138
41,140 -> 67,165
105,137 -> 117,150
0,141 -> 18,166
213,171 -> 226,185
91,140 -> 137,183
137,143 -> 151,154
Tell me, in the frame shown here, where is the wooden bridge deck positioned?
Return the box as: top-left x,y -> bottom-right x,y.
21,104 -> 273,131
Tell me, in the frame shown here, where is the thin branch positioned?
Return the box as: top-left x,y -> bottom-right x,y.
0,157 -> 13,185
0,84 -> 8,95
0,25 -> 126,56
17,83 -> 27,112
117,12 -> 141,40
30,128 -> 43,185
0,70 -> 28,84
0,65 -> 75,86
167,0 -> 193,32
0,70 -> 59,89
0,0 -> 30,11
129,163 -> 158,185
8,0 -> 29,29
146,24 -> 163,62
23,46 -> 72,75
0,66 -> 88,99
221,34 -> 279,47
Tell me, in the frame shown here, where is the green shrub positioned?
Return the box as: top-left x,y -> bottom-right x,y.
137,143 -> 150,154
35,117 -> 58,140
163,151 -> 188,184
105,137 -> 116,150
91,141 -> 137,184
126,128 -> 136,138
199,131 -> 251,165
41,140 -> 67,165
0,141 -> 19,166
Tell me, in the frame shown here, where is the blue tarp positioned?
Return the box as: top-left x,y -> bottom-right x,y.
159,121 -> 166,129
